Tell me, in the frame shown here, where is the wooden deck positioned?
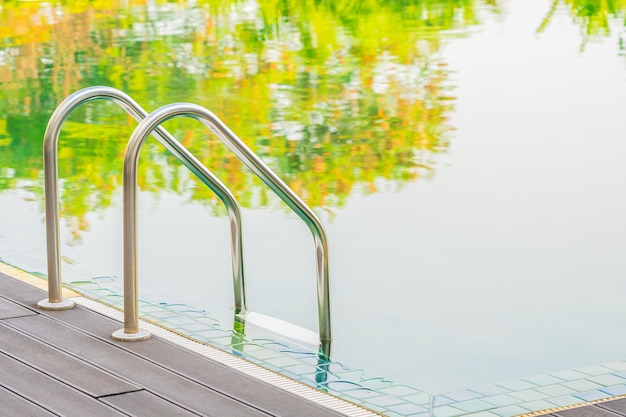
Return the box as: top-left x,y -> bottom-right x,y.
0,272 -> 352,416
539,398 -> 626,417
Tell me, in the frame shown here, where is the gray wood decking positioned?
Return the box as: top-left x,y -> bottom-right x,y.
0,272 -> 348,416
539,398 -> 626,417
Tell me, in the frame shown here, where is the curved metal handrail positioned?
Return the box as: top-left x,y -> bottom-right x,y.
115,102 -> 332,351
39,87 -> 247,320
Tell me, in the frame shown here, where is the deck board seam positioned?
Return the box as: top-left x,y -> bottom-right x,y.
1,314 -> 280,416
0,383 -> 61,417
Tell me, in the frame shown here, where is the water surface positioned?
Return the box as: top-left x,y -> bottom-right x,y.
2,0 -> 626,394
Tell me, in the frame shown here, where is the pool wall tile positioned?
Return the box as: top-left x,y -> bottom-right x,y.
518,400 -> 558,413
536,384 -> 578,397
482,394 -> 530,407
600,385 -> 626,396
470,385 -> 510,397
490,405 -> 530,417
464,411 -> 501,417
451,399 -> 495,413
433,405 -> 467,417
574,390 -> 612,402
601,362 -> 626,372
546,395 -> 585,408
575,365 -> 614,376
522,374 -> 565,386
386,402 -> 428,415
434,396 -> 456,406
402,392 -> 432,406
508,389 -> 549,402
587,374 -> 626,387
550,370 -> 589,381
561,379 -> 605,392
443,390 -> 485,402
496,380 -> 537,391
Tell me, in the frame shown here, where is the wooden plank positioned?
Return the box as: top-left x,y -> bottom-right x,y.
0,296 -> 37,319
6,314 -> 268,417
599,399 -> 626,415
101,390 -> 201,417
0,274 -> 45,307
0,385 -> 56,417
0,273 -> 344,416
0,321 -> 139,397
52,305 -> 344,417
0,352 -> 125,416
0,273 -> 344,417
552,406 -> 622,417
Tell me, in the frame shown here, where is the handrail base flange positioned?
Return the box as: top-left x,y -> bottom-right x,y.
112,328 -> 151,342
37,298 -> 75,310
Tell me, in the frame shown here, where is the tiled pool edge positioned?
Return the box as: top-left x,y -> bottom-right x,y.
521,393 -> 626,417
4,239 -> 626,417
23,269 -> 626,417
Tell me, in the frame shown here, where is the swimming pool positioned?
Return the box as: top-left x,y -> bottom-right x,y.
3,0 -> 626,407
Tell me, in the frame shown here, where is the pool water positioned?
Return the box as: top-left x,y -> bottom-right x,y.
2,0 -> 626,398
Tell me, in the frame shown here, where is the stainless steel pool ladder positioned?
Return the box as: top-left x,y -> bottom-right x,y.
113,102 -> 332,354
41,88 -> 332,353
39,86 -> 246,315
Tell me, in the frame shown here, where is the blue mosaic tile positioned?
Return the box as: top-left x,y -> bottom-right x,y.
519,400 -> 557,413
333,370 -> 366,383
432,405 -> 467,417
387,402 -> 429,415
365,394 -> 406,407
245,348 -> 284,360
482,394 -> 524,407
601,361 -> 626,372
496,380 -> 537,391
464,412 -> 501,417
324,381 -> 362,392
378,385 -> 425,398
282,363 -> 319,375
451,399 -> 495,413
562,379 -> 605,392
588,374 -> 626,386
357,402 -> 389,414
536,384 -> 577,397
383,412 -> 408,417
573,390 -> 611,402
545,395 -> 584,408
359,377 -> 394,390
402,392 -> 432,406
600,384 -> 626,396
522,374 -> 564,386
508,389 -> 549,402
491,405 -> 531,417
551,370 -> 589,381
433,396 -> 455,406
342,388 -> 382,400
575,365 -> 614,376
264,356 -> 303,368
443,390 -> 484,402
470,385 -> 510,397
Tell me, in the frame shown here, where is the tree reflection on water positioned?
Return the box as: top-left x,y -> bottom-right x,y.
0,0 -> 496,239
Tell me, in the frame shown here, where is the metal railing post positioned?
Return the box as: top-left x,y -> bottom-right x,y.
39,88 -> 246,326
118,103 -> 332,354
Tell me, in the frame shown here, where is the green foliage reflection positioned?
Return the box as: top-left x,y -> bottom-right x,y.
538,0 -> 626,46
0,0 -> 494,238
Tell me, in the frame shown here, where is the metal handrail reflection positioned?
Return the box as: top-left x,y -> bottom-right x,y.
116,102 -> 332,353
40,87 -> 247,325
